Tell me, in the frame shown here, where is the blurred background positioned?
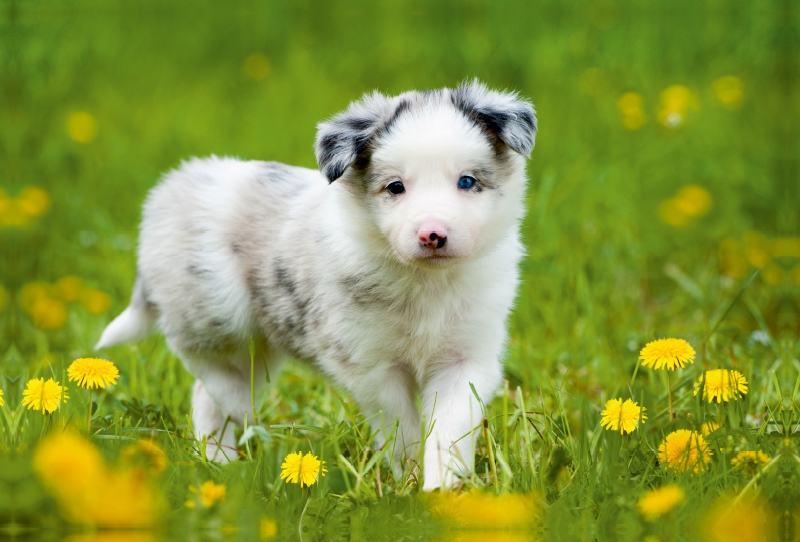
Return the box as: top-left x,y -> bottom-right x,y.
1,0 -> 798,396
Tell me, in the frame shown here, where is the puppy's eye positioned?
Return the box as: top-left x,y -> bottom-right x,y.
458,176 -> 476,190
387,181 -> 405,195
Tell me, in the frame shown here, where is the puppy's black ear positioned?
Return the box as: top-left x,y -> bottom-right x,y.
452,79 -> 537,158
315,92 -> 394,183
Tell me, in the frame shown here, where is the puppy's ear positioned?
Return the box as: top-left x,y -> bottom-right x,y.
315,92 -> 394,183
452,80 -> 537,158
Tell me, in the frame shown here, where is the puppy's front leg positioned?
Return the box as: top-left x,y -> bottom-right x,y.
420,357 -> 502,491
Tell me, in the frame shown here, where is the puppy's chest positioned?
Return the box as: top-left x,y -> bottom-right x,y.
325,275 -> 470,364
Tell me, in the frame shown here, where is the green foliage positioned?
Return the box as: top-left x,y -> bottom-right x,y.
1,1 -> 799,540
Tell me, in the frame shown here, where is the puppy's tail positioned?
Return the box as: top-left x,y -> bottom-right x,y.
95,276 -> 157,350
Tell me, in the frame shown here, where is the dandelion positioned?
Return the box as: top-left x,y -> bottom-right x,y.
701,421 -> 721,436
80,289 -> 112,314
31,297 -> 68,330
658,429 -> 712,474
34,432 -> 162,526
68,358 -> 119,389
618,92 -> 646,130
0,388 -> 4,407
640,338 -> 695,420
243,52 -> 271,80
731,451 -> 771,476
600,398 -> 646,434
428,491 -> 542,529
712,76 -> 744,108
703,496 -> 771,542
22,377 -> 69,414
55,276 -> 85,302
719,238 -> 748,279
16,187 -> 51,217
199,480 -> 226,508
639,338 -> 696,371
260,517 -> 278,539
743,231 -> 770,269
68,357 -> 118,433
637,484 -> 685,521
657,85 -> 696,129
280,451 -> 327,488
122,440 -> 168,473
67,111 -> 97,143
694,369 -> 748,403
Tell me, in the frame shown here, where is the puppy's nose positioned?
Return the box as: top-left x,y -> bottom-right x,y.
418,225 -> 448,249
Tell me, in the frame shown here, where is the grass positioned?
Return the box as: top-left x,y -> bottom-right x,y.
1,1 -> 799,540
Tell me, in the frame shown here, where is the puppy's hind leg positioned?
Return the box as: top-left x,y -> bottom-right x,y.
192,380 -> 239,462
183,346 -> 281,463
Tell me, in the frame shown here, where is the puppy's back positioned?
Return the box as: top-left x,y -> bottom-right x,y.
101,156 -> 323,352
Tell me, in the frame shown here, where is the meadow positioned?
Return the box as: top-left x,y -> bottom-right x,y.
1,1 -> 799,541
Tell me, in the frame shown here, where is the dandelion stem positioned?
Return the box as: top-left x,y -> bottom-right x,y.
87,390 -> 93,434
667,372 -> 674,421
298,493 -> 310,542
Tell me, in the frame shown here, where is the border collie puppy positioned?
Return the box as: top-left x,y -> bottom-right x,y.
97,80 -> 537,490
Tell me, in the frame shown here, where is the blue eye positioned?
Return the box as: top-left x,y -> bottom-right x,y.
458,176 -> 476,189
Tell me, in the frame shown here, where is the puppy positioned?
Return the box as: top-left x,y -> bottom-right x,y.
96,81 -> 537,490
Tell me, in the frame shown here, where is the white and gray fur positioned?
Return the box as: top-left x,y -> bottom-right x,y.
96,80 -> 537,490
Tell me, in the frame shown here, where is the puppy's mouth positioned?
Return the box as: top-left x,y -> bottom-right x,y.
413,252 -> 462,267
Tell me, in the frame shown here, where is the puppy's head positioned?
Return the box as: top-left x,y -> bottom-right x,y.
315,80 -> 537,267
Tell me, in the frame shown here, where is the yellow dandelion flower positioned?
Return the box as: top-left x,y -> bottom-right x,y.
280,451 -> 327,488
80,289 -> 113,314
34,432 -> 163,526
122,440 -> 168,473
703,496 -> 771,542
718,237 -> 749,279
22,377 -> 69,414
701,421 -> 721,436
730,451 -> 771,475
31,297 -> 68,330
658,429 -> 712,474
618,92 -> 646,130
17,186 -> 51,217
637,484 -> 685,521
0,388 -> 4,407
68,358 -> 119,389
657,85 -> 696,128
19,281 -> 54,313
639,338 -> 695,371
712,76 -> 744,108
428,491 -> 542,530
67,111 -> 97,143
600,398 -> 646,434
260,517 -> 278,539
55,276 -> 85,302
199,480 -> 226,508
675,185 -> 712,218
693,370 -> 748,403
243,52 -> 271,80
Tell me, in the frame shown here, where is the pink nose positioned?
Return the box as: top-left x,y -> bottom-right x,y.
418,224 -> 448,249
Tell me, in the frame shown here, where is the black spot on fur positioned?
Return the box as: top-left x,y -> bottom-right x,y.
383,99 -> 411,133
274,259 -> 297,294
339,275 -> 392,307
450,81 -> 537,158
247,270 -> 270,313
186,264 -> 211,277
